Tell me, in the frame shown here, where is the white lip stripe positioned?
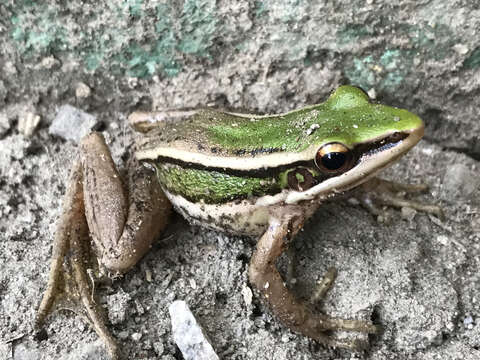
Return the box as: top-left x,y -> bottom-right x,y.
135,128 -> 419,172
257,125 -> 424,206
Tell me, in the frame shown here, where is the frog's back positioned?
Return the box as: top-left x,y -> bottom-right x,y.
135,107 -> 324,159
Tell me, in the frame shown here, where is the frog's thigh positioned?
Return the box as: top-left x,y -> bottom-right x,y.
248,215 -> 377,349
81,133 -> 172,273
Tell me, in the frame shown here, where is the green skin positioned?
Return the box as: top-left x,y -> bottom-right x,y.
152,86 -> 422,204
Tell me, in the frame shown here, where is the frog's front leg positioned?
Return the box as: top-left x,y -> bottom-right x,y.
249,212 -> 378,350
36,133 -> 172,359
355,177 -> 443,219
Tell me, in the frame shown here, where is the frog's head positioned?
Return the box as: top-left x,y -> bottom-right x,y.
134,85 -> 424,207
278,85 -> 424,204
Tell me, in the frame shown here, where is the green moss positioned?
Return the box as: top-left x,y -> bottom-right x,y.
10,4 -> 68,55
406,23 -> 455,61
341,22 -> 456,91
177,0 -> 218,56
156,163 -> 281,204
121,0 -> 218,77
254,1 -> 268,17
7,1 -> 219,77
337,24 -> 374,45
463,47 -> 480,69
123,0 -> 143,17
345,50 -> 412,92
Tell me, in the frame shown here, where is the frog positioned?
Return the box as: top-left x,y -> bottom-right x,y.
35,86 -> 441,359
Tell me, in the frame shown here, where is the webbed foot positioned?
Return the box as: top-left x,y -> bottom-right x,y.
249,215 -> 378,350
354,177 -> 443,221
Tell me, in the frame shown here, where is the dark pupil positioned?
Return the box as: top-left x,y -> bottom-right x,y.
321,152 -> 346,170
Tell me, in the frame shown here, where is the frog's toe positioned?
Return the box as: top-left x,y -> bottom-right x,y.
310,267 -> 337,304
294,310 -> 378,350
356,177 -> 443,219
305,312 -> 379,334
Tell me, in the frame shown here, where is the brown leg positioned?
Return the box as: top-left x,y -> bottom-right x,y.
248,215 -> 378,350
81,133 -> 172,273
36,133 -> 171,359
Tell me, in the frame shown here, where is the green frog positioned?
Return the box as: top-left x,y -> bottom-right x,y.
36,86 -> 440,359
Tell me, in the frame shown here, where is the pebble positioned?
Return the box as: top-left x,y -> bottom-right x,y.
49,105 -> 99,143
131,332 -> 142,341
135,299 -> 145,315
153,341 -> 164,355
401,206 -> 417,221
117,331 -> 129,340
75,82 -> 92,98
169,300 -> 219,360
241,283 -> 253,306
453,43 -> 469,55
0,112 -> 10,137
18,112 -> 41,137
106,289 -> 131,325
464,315 -> 474,326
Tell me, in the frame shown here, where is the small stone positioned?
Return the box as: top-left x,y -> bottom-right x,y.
453,43 -> 469,55
0,112 -> 10,137
401,207 -> 417,221
131,332 -> 142,341
40,56 -> 60,69
145,268 -> 153,282
106,289 -> 131,325
464,315 -> 474,326
18,112 -> 41,137
135,299 -> 145,315
117,331 -> 129,340
189,278 -> 197,290
4,61 -> 17,75
153,341 -> 165,356
49,105 -> 99,143
77,320 -> 87,332
436,235 -> 449,246
241,284 -> 253,306
75,82 -> 92,98
169,300 -> 220,360
367,87 -> 376,99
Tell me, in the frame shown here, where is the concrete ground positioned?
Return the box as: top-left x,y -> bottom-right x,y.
1,1 -> 480,359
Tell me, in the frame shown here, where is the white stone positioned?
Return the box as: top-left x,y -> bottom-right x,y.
75,82 -> 92,98
49,105 -> 99,143
168,300 -> 219,360
18,112 -> 41,137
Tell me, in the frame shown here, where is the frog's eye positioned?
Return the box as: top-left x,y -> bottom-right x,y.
315,142 -> 354,174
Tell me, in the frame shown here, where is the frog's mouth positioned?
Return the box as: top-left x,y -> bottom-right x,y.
257,124 -> 424,206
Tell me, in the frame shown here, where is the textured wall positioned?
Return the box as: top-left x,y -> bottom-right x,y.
2,1 -> 480,156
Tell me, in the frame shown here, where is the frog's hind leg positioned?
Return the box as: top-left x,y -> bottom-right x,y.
248,215 -> 378,350
36,133 -> 172,360
35,160 -> 120,358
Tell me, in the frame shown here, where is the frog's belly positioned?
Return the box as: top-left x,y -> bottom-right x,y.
163,190 -> 271,237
